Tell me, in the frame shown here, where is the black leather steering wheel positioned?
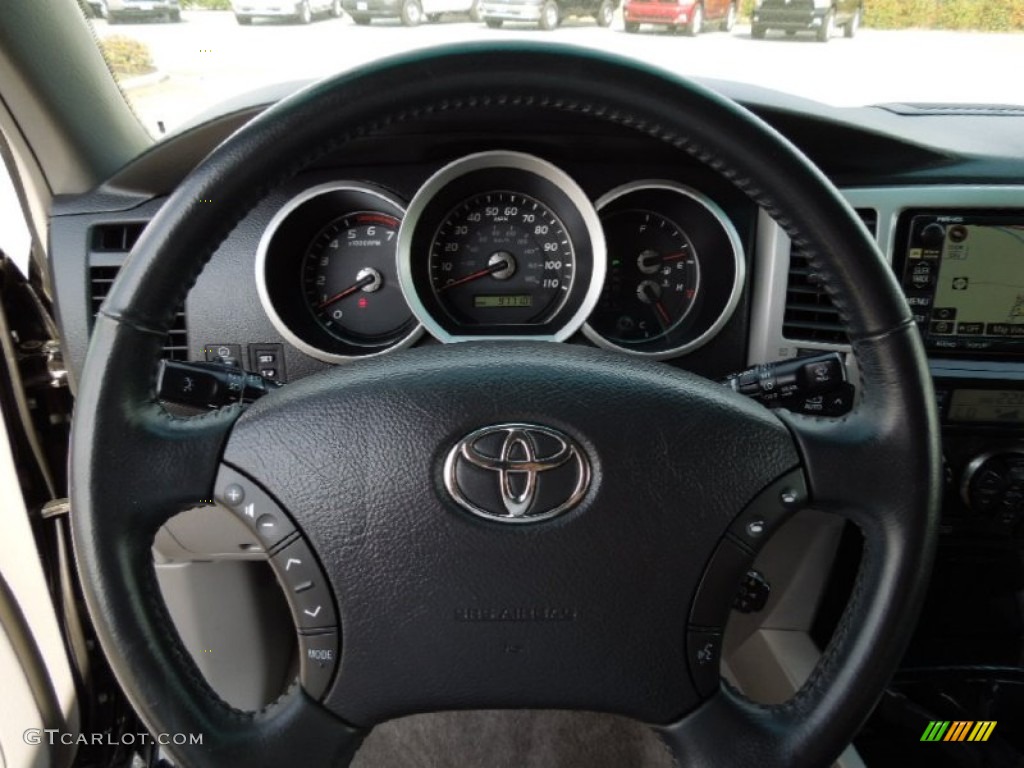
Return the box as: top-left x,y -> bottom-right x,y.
71,44 -> 940,768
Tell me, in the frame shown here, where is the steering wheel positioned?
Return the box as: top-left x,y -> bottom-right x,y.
71,44 -> 940,768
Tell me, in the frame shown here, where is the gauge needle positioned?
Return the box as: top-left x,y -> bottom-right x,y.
318,273 -> 375,309
653,301 -> 671,327
438,260 -> 507,292
638,250 -> 687,272
661,251 -> 688,262
638,282 -> 672,327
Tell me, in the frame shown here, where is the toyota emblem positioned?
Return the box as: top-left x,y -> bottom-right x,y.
444,424 -> 591,523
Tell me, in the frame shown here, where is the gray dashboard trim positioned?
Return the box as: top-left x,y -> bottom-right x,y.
747,185 -> 1024,367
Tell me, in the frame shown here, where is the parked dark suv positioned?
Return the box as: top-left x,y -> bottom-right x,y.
751,0 -> 862,41
481,0 -> 617,29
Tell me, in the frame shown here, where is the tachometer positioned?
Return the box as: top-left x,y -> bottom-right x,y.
398,152 -> 605,343
257,183 -> 422,363
429,191 -> 574,326
302,211 -> 413,343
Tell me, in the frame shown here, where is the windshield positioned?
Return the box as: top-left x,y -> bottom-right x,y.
83,0 -> 1024,138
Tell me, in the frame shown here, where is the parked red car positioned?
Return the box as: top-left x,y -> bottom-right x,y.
624,0 -> 736,35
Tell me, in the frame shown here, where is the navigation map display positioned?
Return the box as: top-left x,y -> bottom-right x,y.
900,212 -> 1024,355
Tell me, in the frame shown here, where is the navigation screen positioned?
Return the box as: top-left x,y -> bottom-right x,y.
932,224 -> 1024,334
902,212 -> 1024,354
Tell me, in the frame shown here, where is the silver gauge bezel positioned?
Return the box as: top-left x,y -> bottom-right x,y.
582,180 -> 746,360
255,182 -> 424,364
396,151 -> 607,344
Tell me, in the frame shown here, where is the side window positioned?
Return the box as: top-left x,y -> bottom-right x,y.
0,150 -> 32,276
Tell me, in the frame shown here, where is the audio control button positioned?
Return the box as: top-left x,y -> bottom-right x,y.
214,465 -> 295,549
298,630 -> 338,700
271,538 -> 337,630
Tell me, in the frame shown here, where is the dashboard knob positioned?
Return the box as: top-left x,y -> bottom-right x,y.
919,222 -> 946,248
961,450 -> 1024,522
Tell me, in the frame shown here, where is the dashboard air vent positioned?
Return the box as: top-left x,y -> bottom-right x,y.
91,222 -> 146,252
89,264 -> 188,360
782,208 -> 878,344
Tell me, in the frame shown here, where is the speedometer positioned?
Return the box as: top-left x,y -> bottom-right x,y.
429,191 -> 574,326
398,152 -> 605,342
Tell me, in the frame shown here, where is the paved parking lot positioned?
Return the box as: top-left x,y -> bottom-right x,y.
91,11 -> 1024,136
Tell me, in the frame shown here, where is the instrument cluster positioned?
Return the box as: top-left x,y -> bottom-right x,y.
256,151 -> 745,363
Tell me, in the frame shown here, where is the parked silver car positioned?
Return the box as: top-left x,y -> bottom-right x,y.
107,0 -> 181,23
481,0 -> 614,30
232,0 -> 344,24
342,0 -> 481,26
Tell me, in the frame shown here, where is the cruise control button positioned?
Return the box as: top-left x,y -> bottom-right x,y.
271,538 -> 337,630
214,465 -> 295,549
687,629 -> 722,698
298,630 -> 338,700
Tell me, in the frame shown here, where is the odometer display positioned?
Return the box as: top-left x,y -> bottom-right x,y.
429,192 -> 574,326
474,295 -> 534,308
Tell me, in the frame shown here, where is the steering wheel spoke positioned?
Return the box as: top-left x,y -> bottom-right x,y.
778,325 -> 942,530
72,315 -> 366,765
72,315 -> 241,536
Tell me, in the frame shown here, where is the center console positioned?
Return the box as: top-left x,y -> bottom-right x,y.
752,190 -> 1024,545
891,208 -> 1024,541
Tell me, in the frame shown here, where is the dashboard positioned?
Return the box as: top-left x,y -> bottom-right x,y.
48,88 -> 1024,537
